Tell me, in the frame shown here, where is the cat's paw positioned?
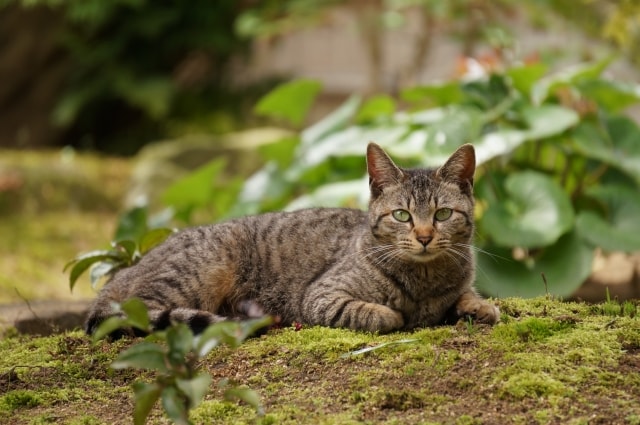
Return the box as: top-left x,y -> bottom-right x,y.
456,296 -> 500,325
367,304 -> 405,333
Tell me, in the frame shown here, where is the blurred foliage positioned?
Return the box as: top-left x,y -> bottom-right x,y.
70,55 -> 640,300
223,57 -> 640,299
2,0 -> 261,154
2,0 -> 638,154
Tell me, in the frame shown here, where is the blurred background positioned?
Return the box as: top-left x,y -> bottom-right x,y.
1,0 -> 639,314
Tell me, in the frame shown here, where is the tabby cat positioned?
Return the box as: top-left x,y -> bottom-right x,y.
85,143 -> 499,336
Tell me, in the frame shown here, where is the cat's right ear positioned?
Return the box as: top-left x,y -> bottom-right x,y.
367,142 -> 404,197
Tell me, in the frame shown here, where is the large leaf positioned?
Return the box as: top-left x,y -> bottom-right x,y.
473,105 -> 578,165
254,79 -> 322,127
480,171 -> 574,248
401,81 -> 463,106
301,95 -> 360,147
162,158 -> 227,212
285,178 -> 368,210
577,79 -> 640,113
355,95 -> 396,124
476,231 -> 594,298
572,117 -> 640,183
506,63 -> 548,97
530,57 -> 613,105
576,185 -> 640,252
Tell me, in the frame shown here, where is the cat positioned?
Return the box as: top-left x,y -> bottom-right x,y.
85,142 -> 499,336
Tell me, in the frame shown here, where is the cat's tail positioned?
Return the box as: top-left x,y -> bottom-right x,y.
85,297 -> 273,339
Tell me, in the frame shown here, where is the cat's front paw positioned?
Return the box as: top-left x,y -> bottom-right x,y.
364,304 -> 405,333
456,294 -> 500,325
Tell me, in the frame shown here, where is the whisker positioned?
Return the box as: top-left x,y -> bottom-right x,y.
452,243 -> 511,263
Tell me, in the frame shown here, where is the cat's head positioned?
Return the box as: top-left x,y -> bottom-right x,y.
366,143 -> 475,263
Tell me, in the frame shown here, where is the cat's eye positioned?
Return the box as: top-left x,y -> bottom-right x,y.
392,209 -> 412,222
434,208 -> 453,221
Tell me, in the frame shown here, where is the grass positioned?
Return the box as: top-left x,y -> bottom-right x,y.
0,297 -> 638,424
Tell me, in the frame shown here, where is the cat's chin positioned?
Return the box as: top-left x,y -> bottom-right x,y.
406,250 -> 442,263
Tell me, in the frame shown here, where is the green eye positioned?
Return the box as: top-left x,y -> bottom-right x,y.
392,209 -> 412,222
435,208 -> 453,221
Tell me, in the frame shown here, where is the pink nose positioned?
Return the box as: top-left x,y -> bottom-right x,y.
416,235 -> 433,247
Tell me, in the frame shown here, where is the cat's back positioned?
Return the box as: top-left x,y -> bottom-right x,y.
133,207 -> 367,277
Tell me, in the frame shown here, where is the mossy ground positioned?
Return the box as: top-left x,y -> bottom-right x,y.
1,297 -> 639,424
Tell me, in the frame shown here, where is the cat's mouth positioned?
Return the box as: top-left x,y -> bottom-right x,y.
409,247 -> 441,262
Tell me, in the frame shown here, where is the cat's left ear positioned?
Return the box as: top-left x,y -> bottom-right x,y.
367,142 -> 404,198
437,144 -> 475,188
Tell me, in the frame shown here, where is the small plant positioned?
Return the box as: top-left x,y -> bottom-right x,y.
64,206 -> 174,291
93,298 -> 272,425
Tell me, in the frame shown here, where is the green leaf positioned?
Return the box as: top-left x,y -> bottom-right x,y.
166,324 -> 194,361
113,239 -> 137,264
400,82 -> 463,106
530,57 -> 613,105
132,382 -> 162,425
223,386 -> 264,415
114,207 -> 149,243
88,261 -> 119,289
65,250 -> 124,291
161,386 -> 190,425
286,178 -> 367,210
254,79 -> 322,127
140,228 -> 174,255
162,158 -> 227,213
257,136 -> 299,168
577,79 -> 640,113
355,95 -> 396,124
92,316 -> 128,343
476,231 -> 594,298
120,298 -> 151,331
519,104 -> 579,139
301,95 -> 360,147
111,342 -> 169,373
176,374 -> 212,409
576,185 -> 640,252
506,62 -> 547,97
573,117 -> 640,183
480,171 -> 574,248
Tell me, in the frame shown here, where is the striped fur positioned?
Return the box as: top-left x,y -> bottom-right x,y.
85,143 -> 499,335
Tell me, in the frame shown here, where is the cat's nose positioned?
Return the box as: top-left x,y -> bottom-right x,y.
417,236 -> 433,247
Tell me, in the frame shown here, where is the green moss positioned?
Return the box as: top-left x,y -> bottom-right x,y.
1,298 -> 640,424
0,390 -> 42,413
500,371 -> 568,399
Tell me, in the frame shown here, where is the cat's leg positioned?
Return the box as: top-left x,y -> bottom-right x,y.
453,290 -> 500,324
303,288 -> 404,333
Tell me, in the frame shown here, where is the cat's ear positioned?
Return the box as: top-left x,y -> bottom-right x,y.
437,144 -> 475,187
367,142 -> 404,197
